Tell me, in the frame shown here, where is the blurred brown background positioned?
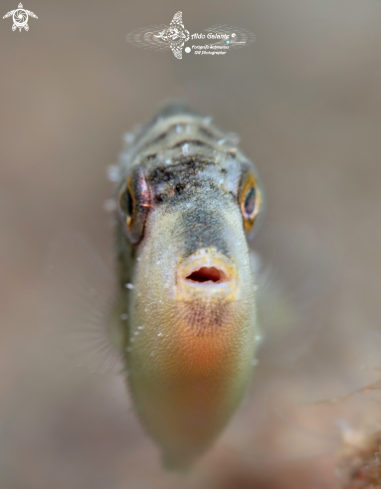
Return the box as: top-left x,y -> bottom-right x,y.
1,0 -> 381,488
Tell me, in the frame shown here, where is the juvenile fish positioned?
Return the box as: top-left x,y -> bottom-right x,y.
113,105 -> 264,469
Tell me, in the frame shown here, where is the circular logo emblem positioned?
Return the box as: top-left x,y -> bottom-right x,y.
12,8 -> 28,29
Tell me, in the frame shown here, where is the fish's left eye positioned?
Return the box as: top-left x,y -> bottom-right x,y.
119,184 -> 134,227
239,172 -> 263,237
117,168 -> 150,244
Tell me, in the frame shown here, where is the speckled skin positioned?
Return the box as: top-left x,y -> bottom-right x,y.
114,106 -> 262,469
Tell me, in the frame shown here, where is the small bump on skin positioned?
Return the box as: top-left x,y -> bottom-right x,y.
106,164 -> 119,182
227,133 -> 240,145
124,132 -> 135,144
103,199 -> 117,212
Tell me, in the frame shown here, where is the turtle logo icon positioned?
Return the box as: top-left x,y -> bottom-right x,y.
3,3 -> 38,32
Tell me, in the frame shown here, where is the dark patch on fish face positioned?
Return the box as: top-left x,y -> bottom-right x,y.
178,299 -> 237,336
151,169 -> 175,182
177,206 -> 231,258
175,183 -> 187,193
147,156 -> 216,204
148,155 -> 213,182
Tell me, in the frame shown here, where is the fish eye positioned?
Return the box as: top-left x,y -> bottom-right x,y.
239,172 -> 263,237
119,181 -> 134,228
244,187 -> 256,216
117,168 -> 150,244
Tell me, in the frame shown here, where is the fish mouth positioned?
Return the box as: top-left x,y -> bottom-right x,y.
176,249 -> 238,301
186,266 -> 227,283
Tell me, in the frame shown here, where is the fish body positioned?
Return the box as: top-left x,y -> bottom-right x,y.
114,105 -> 264,469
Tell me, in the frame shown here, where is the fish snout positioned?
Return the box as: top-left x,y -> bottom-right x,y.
176,249 -> 238,301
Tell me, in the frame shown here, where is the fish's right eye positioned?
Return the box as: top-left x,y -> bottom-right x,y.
117,169 -> 150,244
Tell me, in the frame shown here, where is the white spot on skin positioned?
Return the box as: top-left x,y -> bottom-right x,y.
157,260 -> 161,265
203,116 -> 212,124
123,132 -> 135,144
125,283 -> 134,290
176,124 -> 182,133
137,326 -> 144,330
157,333 -> 162,337
227,132 -> 240,145
218,138 -> 226,145
182,143 -> 189,155
103,199 -> 117,212
106,165 -> 119,182
255,335 -> 262,341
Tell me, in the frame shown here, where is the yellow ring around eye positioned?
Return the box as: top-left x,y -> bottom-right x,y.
240,173 -> 262,233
